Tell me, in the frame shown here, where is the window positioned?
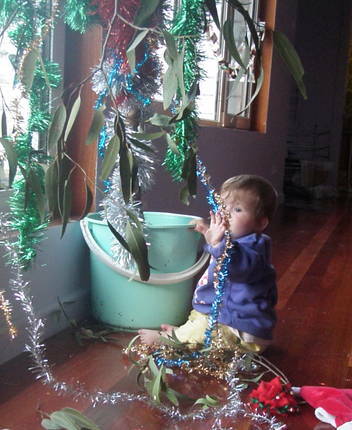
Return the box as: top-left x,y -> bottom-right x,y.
0,20 -> 60,190
198,0 -> 262,126
156,0 -> 273,131
0,33 -> 30,189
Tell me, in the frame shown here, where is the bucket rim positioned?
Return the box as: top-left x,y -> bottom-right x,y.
85,211 -> 202,229
80,218 -> 209,285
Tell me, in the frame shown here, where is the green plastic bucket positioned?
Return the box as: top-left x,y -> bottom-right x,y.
80,212 -> 209,330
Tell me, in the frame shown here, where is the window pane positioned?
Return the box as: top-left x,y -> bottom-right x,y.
0,33 -> 31,188
198,4 -> 223,121
0,22 -> 54,189
0,33 -> 31,132
226,0 -> 259,118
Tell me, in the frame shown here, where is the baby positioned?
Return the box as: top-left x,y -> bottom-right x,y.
139,174 -> 278,353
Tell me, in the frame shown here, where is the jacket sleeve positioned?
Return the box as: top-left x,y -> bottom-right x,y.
204,237 -> 227,259
205,238 -> 269,283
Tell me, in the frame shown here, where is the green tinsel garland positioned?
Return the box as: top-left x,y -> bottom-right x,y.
3,1 -> 50,54
9,135 -> 48,268
29,61 -> 62,133
163,0 -> 205,181
9,59 -> 62,268
64,0 -> 96,33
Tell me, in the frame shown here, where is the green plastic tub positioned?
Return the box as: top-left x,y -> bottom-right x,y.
80,212 -> 209,330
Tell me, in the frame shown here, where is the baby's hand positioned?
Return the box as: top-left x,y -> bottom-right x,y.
192,211 -> 226,247
205,211 -> 226,247
191,212 -> 226,246
191,218 -> 209,236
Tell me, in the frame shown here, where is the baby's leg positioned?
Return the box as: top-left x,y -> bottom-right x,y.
138,325 -> 179,346
222,326 -> 271,353
138,310 -> 207,346
160,323 -> 176,334
138,329 -> 161,346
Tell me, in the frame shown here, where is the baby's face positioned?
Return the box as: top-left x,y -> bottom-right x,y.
221,190 -> 264,239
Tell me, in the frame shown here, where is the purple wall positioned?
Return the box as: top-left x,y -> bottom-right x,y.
142,0 -> 352,217
142,1 -> 299,218
287,0 -> 351,186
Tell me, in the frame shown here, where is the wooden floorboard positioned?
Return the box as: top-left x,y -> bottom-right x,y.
276,208 -> 345,310
1,199 -> 352,429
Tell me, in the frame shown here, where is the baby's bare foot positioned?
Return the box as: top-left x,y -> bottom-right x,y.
160,324 -> 177,335
138,329 -> 161,346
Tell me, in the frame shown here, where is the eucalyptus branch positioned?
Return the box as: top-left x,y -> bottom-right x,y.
57,297 -> 78,328
100,67 -> 118,111
57,0 -> 201,108
116,11 -> 159,34
176,34 -> 204,39
114,13 -> 202,40
36,405 -> 50,420
94,0 -> 119,111
99,0 -> 119,68
250,353 -> 290,384
0,6 -> 20,39
59,43 -> 120,104
63,152 -> 105,196
61,69 -> 98,101
0,87 -> 14,123
66,164 -> 76,182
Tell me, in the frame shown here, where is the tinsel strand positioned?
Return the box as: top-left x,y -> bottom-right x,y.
90,1 -> 163,262
154,157 -> 232,368
163,0 -> 205,181
0,290 -> 17,339
64,0 -> 97,33
6,0 -> 61,268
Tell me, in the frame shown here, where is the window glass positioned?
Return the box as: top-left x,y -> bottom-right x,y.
0,24 -> 55,189
0,34 -> 31,188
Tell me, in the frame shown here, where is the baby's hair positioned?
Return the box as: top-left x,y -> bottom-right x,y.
220,175 -> 278,221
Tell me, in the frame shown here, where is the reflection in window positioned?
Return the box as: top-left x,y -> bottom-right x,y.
198,0 -> 261,125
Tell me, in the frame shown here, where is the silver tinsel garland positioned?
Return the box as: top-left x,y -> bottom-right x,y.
98,111 -> 155,270
91,52 -> 161,116
100,166 -> 144,270
91,42 -> 159,271
100,109 -> 156,192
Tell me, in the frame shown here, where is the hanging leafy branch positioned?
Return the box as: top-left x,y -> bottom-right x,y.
0,0 -> 306,277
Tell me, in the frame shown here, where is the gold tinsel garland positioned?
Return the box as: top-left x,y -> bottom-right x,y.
0,290 -> 17,339
126,336 -> 251,382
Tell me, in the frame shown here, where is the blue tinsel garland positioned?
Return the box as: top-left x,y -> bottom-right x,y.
154,158 -> 233,367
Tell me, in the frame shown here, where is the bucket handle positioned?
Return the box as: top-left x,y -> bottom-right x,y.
80,218 -> 209,285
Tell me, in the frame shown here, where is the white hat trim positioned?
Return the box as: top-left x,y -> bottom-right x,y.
315,407 -> 336,427
338,422 -> 352,430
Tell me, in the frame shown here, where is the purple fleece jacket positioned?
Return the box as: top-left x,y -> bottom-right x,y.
192,233 -> 277,340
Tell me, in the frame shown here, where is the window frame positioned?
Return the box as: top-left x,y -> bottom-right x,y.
198,0 -> 277,133
64,25 -> 102,217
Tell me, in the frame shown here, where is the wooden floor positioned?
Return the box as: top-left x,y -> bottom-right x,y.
1,197 -> 352,429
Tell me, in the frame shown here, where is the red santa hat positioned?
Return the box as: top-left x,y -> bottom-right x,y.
294,386 -> 352,429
